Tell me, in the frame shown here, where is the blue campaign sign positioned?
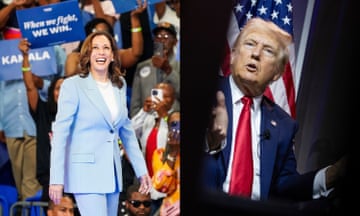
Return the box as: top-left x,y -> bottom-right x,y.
112,0 -> 164,14
16,0 -> 85,49
0,39 -> 57,81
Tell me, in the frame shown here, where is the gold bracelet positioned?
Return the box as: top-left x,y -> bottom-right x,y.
22,66 -> 31,72
131,27 -> 142,33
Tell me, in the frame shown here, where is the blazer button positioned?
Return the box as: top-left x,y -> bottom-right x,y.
110,129 -> 114,133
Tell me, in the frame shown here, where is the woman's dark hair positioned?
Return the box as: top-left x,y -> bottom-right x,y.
78,31 -> 124,89
47,76 -> 65,116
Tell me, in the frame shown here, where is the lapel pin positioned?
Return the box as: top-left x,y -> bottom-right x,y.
271,120 -> 277,127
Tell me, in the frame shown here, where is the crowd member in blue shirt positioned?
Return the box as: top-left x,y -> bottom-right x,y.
0,0 -> 66,201
0,48 -> 65,202
0,78 -> 41,201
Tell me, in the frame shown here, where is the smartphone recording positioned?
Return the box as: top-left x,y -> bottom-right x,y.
153,42 -> 164,57
151,88 -> 163,101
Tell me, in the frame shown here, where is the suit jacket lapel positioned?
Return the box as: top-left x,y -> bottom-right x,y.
112,83 -> 124,126
78,74 -> 113,127
221,77 -> 234,172
259,97 -> 279,199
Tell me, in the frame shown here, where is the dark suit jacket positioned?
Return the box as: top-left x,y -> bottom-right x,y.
202,76 -> 316,201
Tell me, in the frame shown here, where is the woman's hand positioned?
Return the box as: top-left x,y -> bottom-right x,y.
143,96 -> 153,112
18,38 -> 30,55
131,0 -> 147,16
207,91 -> 228,151
138,174 -> 152,194
49,184 -> 64,205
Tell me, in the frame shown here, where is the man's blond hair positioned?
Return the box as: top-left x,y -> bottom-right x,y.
233,17 -> 292,75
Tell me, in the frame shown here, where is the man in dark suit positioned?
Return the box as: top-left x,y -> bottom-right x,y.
202,17 -> 345,202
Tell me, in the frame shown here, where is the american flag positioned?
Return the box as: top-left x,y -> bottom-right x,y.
222,0 -> 297,118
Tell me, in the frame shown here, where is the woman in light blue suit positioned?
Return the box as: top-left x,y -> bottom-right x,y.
49,31 -> 152,216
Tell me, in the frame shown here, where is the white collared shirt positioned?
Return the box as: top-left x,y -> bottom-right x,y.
222,75 -> 262,200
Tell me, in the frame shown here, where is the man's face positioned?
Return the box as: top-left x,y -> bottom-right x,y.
231,28 -> 282,96
154,29 -> 177,57
47,197 -> 74,216
126,191 -> 152,216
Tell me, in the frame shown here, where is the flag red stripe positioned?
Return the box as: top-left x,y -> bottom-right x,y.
263,86 -> 274,102
221,43 -> 231,77
282,63 -> 296,118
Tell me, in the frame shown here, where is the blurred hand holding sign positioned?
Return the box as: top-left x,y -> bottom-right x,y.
16,0 -> 85,49
0,39 -> 57,80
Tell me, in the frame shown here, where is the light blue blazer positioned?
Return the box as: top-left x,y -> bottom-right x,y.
50,73 -> 148,193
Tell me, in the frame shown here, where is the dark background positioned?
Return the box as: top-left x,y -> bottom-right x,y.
181,0 -> 356,215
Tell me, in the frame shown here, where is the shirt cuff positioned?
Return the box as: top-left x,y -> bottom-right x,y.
204,135 -> 226,155
313,165 -> 334,199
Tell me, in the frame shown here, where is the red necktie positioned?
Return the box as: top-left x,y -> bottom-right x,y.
229,96 -> 253,197
146,127 -> 158,177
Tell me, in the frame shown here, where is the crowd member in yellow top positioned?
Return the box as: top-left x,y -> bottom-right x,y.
152,111 -> 180,216
131,82 -> 177,215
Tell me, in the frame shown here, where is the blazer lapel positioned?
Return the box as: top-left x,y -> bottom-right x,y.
259,97 -> 279,199
78,74 -> 113,127
112,84 -> 125,126
221,76 -> 234,172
